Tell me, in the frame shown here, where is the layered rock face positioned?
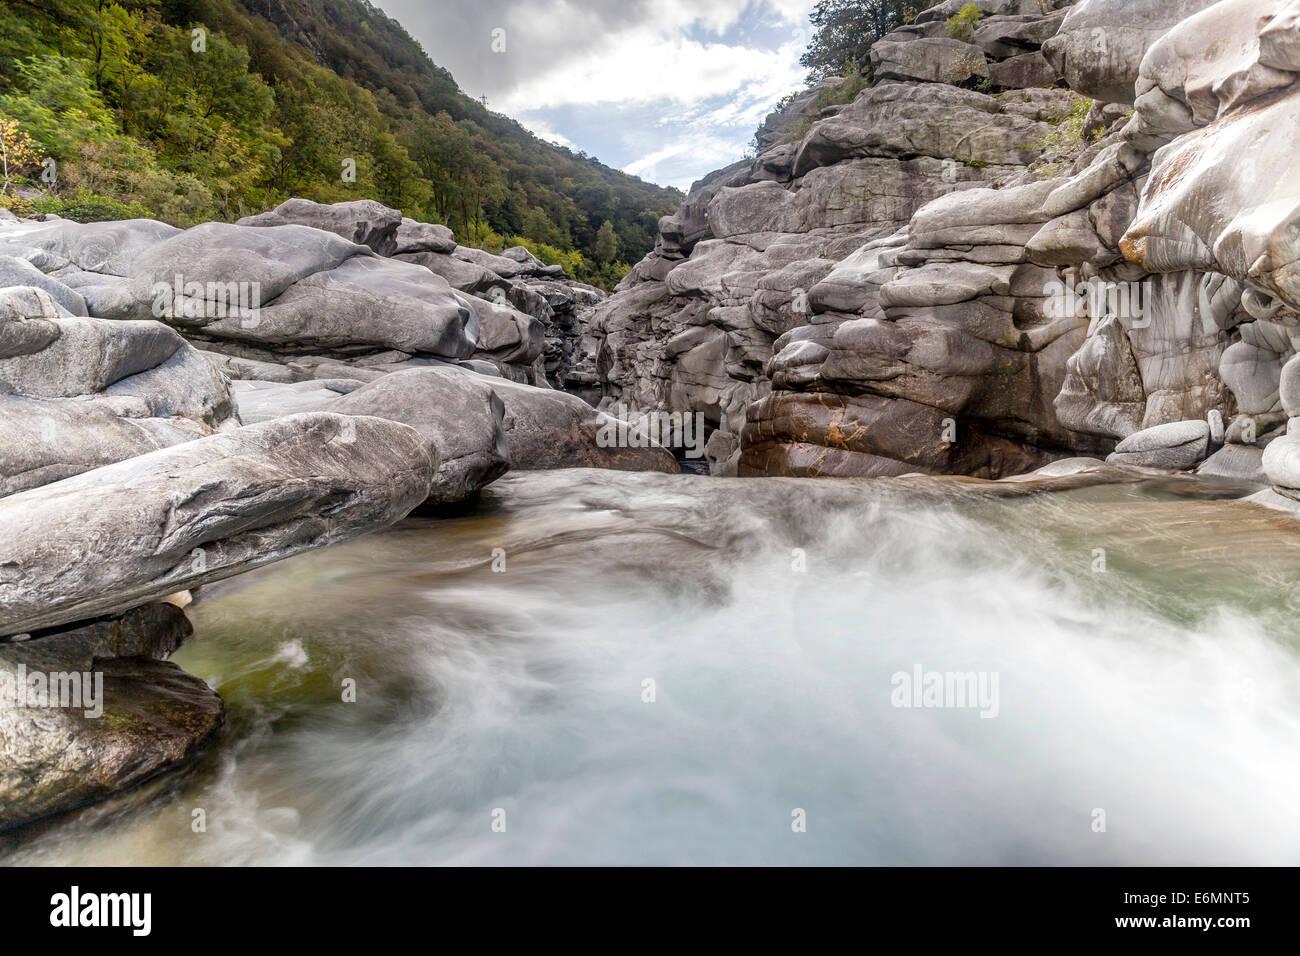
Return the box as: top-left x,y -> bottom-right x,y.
593,0 -> 1300,492
1050,0 -> 1300,486
592,0 -> 1088,476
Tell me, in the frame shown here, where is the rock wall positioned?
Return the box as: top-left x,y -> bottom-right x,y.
592,0 -> 1300,492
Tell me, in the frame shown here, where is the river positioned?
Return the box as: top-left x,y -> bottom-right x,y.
5,467 -> 1299,865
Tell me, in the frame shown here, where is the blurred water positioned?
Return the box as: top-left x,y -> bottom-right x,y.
6,468 -> 1300,865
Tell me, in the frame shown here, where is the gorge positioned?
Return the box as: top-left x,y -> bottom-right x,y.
1,0 -> 1299,866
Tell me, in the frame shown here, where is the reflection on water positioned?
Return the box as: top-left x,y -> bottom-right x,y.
5,468 -> 1300,865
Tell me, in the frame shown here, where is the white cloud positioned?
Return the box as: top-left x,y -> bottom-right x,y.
623,142 -> 693,178
496,8 -> 810,114
519,119 -> 580,150
376,0 -> 818,189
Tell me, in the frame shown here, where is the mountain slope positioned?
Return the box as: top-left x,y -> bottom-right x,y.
0,0 -> 681,286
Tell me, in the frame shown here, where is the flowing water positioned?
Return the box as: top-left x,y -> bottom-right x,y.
5,468 -> 1300,865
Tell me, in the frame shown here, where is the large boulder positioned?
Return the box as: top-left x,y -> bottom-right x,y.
0,217 -> 180,276
393,217 -> 457,255
488,377 -> 681,473
120,220 -> 366,320
0,412 -> 438,636
0,603 -> 221,832
1041,0 -> 1223,104
0,287 -> 238,497
228,366 -> 674,482
0,255 -> 87,315
869,37 -> 990,85
237,198 -> 403,256
328,368 -> 511,504
1105,418 -> 1212,467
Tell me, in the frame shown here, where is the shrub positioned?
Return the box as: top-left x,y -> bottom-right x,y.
4,188 -> 152,222
946,3 -> 983,42
780,59 -> 869,144
1037,95 -> 1096,151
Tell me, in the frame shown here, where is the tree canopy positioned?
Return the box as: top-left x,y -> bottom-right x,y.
799,0 -> 942,81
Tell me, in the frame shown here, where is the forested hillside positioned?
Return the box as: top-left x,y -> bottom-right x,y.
0,0 -> 681,286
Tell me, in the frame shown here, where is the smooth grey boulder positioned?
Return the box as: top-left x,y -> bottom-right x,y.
0,287 -> 238,496
0,255 -> 87,315
0,602 -> 221,832
1041,0 -> 1222,104
0,412 -> 439,636
237,198 -> 403,256
230,369 -> 513,504
1105,419 -> 1211,468
486,376 -> 680,473
452,245 -> 530,279
395,249 -> 501,294
330,368 -> 511,504
1262,425 -> 1300,492
1197,442 -> 1266,482
125,221 -> 367,321
167,248 -> 479,358
232,378 -> 365,423
1280,352 -> 1300,418
394,217 -> 456,255
470,295 -> 546,365
0,397 -> 211,498
1207,407 -> 1225,446
0,218 -> 180,276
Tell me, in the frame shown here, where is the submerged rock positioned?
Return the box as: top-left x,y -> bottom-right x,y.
0,603 -> 221,832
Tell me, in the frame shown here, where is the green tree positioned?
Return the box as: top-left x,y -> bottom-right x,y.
800,0 -> 942,81
592,219 -> 619,264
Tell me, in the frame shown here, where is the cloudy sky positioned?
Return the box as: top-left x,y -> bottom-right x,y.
374,0 -> 817,191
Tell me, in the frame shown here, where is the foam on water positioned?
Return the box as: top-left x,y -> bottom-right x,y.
6,470 -> 1300,865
